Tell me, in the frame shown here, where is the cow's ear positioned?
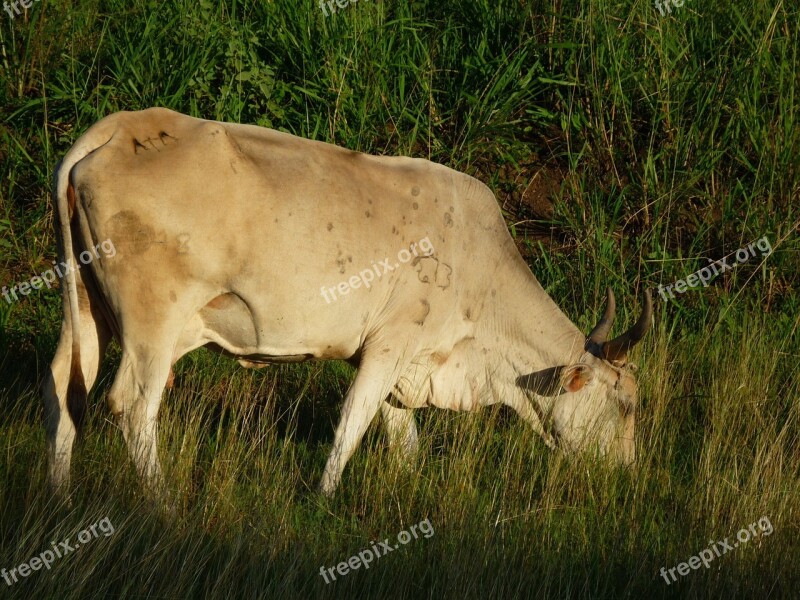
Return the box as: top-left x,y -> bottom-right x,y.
516,366 -> 563,396
561,364 -> 593,393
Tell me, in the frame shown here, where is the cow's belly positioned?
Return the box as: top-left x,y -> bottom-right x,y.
173,292 -> 361,366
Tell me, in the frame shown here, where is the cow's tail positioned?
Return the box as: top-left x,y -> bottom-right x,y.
53,116 -> 120,434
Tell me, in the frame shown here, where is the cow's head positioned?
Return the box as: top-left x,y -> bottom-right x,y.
523,289 -> 652,465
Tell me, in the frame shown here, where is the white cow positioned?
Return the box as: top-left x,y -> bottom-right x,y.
44,108 -> 652,496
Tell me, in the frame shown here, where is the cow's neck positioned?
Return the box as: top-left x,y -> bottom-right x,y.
479,259 -> 587,378
463,262 -> 586,419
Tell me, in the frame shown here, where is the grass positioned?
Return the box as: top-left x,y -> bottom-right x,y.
1,0 -> 799,597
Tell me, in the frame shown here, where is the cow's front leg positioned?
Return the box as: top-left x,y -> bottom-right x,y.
319,355 -> 409,496
380,401 -> 418,462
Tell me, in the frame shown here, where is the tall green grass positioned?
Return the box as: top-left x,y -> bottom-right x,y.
1,0 -> 798,598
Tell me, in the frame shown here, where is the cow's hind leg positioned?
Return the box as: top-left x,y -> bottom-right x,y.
43,282 -> 111,493
380,401 -> 418,462
107,341 -> 173,494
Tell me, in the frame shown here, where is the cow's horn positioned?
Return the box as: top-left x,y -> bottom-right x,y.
587,287 -> 616,346
602,289 -> 653,362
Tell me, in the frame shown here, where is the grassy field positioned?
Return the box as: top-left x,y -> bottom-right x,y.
1,0 -> 799,598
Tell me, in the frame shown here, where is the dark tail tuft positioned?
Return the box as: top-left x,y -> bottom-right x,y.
67,351 -> 87,436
